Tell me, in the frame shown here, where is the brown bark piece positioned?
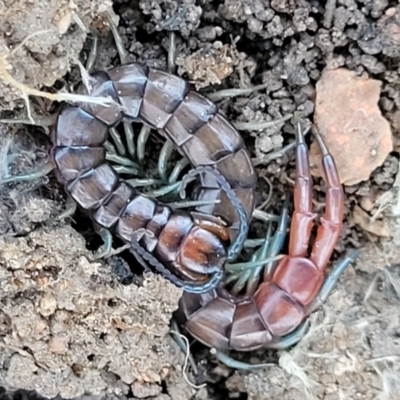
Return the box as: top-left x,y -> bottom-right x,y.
309,68 -> 393,185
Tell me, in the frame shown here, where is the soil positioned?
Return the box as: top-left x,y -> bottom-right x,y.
1,0 -> 400,399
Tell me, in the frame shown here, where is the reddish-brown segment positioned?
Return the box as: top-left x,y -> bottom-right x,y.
50,63 -> 256,291
177,128 -> 345,351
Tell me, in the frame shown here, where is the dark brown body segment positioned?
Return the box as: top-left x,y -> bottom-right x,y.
51,63 -> 256,289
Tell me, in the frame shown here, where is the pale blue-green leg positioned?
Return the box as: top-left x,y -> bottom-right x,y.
86,31 -> 98,72
168,32 -> 177,74
145,181 -> 181,198
244,222 -> 273,296
137,125 -> 152,164
213,320 -> 311,371
123,121 -> 136,159
306,249 -> 361,315
207,82 -> 271,102
106,152 -> 140,169
53,196 -> 77,221
93,223 -> 114,260
229,224 -> 272,295
0,160 -> 54,185
252,209 -> 280,223
243,238 -> 267,248
267,320 -> 311,350
234,114 -> 293,132
170,320 -> 198,375
252,125 -> 310,167
105,9 -> 128,65
125,178 -> 163,188
263,198 -> 290,280
109,126 -> 126,156
113,165 -> 141,176
214,350 -> 274,371
167,199 -> 220,209
0,115 -> 56,126
104,140 -> 117,154
169,158 -> 190,184
225,200 -> 290,296
158,140 -> 174,183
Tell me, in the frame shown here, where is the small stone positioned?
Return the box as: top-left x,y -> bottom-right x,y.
131,382 -> 162,398
48,332 -> 70,354
309,68 -> 393,185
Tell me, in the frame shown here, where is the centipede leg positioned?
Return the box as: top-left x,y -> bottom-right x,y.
86,31 -> 98,72
0,114 -> 56,127
106,152 -> 140,169
168,32 -> 177,74
123,121 -> 136,159
158,139 -> 175,183
52,196 -> 77,221
306,249 -> 361,315
113,165 -> 142,176
267,319 -> 311,350
137,125 -> 152,164
214,350 -> 273,371
0,159 -> 54,185
169,158 -> 190,184
93,224 -> 113,260
109,127 -> 127,156
263,197 -> 290,280
105,9 -> 128,65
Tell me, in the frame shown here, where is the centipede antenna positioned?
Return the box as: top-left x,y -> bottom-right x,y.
105,9 -> 128,65
207,82 -> 270,103
0,159 -> 54,185
109,126 -> 126,156
137,125 -> 152,164
158,140 -> 175,183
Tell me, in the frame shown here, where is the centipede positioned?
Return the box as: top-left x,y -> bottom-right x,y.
0,23 -> 360,365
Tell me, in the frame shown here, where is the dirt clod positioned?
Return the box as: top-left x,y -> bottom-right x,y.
309,68 -> 393,186
0,225 -> 187,399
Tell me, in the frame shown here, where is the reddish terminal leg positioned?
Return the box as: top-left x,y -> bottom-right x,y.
287,121 -> 316,258
310,126 -> 344,270
273,123 -> 343,308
